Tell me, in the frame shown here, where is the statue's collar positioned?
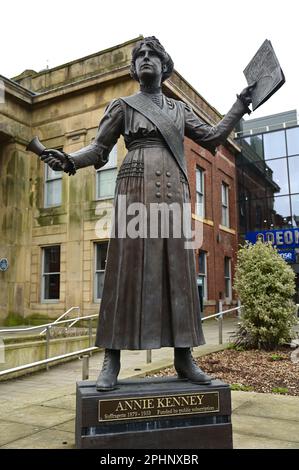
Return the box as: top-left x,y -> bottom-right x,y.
139,85 -> 162,95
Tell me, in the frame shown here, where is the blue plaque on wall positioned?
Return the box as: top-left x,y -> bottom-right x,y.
0,258 -> 9,271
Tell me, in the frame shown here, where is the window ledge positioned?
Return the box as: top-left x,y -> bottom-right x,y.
192,214 -> 214,226
94,197 -> 115,202
203,300 -> 216,306
38,206 -> 66,216
219,225 -> 236,235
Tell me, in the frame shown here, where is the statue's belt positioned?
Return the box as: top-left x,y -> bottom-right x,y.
121,94 -> 189,186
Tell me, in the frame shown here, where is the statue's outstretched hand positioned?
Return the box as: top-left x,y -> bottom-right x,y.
41,149 -> 71,173
238,82 -> 257,106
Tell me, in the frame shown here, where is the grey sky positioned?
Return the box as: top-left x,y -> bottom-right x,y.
1,0 -> 297,120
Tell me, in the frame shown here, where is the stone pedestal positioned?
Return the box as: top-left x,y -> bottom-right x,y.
75,377 -> 233,449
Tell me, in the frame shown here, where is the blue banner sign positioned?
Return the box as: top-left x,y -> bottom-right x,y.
245,228 -> 299,249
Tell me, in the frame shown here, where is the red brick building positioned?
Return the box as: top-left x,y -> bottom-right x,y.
185,131 -> 239,315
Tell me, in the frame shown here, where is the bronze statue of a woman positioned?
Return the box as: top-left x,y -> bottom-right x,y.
39,37 -> 255,391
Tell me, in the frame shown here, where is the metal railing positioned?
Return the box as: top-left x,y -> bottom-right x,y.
0,313 -> 97,335
203,301 -> 242,346
39,306 -> 80,335
0,303 -> 242,380
0,314 -> 98,378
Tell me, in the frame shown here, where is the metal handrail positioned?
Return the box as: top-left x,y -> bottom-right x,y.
0,305 -> 242,378
201,305 -> 241,321
202,304 -> 242,345
0,306 -> 241,335
2,303 -> 297,381
0,314 -> 100,379
67,315 -> 87,329
0,347 -> 98,378
0,314 -> 98,335
40,306 -> 80,335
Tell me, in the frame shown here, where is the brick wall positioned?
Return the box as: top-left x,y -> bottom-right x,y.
185,138 -> 238,315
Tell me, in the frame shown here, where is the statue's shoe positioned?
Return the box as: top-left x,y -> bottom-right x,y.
96,349 -> 120,391
174,348 -> 213,385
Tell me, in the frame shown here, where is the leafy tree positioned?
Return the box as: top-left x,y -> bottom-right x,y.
233,241 -> 297,350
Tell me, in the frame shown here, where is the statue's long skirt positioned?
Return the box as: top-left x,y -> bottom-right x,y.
95,142 -> 205,350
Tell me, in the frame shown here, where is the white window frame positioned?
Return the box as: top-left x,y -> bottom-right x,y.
221,182 -> 230,227
96,145 -> 117,200
198,250 -> 208,300
196,167 -> 205,218
224,257 -> 232,301
41,245 -> 60,302
44,160 -> 63,208
94,242 -> 108,302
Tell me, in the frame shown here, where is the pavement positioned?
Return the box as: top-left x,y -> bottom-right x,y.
0,317 -> 298,449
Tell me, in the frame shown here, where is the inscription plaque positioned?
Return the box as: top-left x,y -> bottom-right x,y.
98,391 -> 219,422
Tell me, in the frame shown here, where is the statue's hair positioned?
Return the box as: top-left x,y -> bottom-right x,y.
130,36 -> 174,82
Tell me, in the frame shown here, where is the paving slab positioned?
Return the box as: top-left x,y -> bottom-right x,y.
0,388 -> 75,419
1,428 -> 75,449
3,404 -> 75,428
41,394 -> 76,411
0,385 -> 74,403
53,419 -> 76,434
231,393 -> 252,412
233,432 -> 299,449
232,414 -> 299,444
0,420 -> 44,447
0,402 -> 36,419
232,391 -> 299,422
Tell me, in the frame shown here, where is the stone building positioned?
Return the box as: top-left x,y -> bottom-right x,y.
0,37 -> 241,324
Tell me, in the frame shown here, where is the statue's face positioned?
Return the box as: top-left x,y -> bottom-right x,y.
134,44 -> 164,82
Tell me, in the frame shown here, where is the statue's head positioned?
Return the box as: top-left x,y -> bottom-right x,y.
130,36 -> 174,83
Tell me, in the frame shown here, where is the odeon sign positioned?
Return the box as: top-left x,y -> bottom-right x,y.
245,228 -> 299,263
246,228 -> 299,249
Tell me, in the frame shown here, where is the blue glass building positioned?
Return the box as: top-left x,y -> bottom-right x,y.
235,110 -> 299,301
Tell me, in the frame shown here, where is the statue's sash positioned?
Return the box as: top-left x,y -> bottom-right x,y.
121,94 -> 189,184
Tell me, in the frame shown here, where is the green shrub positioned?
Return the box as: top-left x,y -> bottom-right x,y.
233,241 -> 297,350
227,342 -> 245,351
271,387 -> 288,394
269,353 -> 284,361
230,383 -> 253,392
